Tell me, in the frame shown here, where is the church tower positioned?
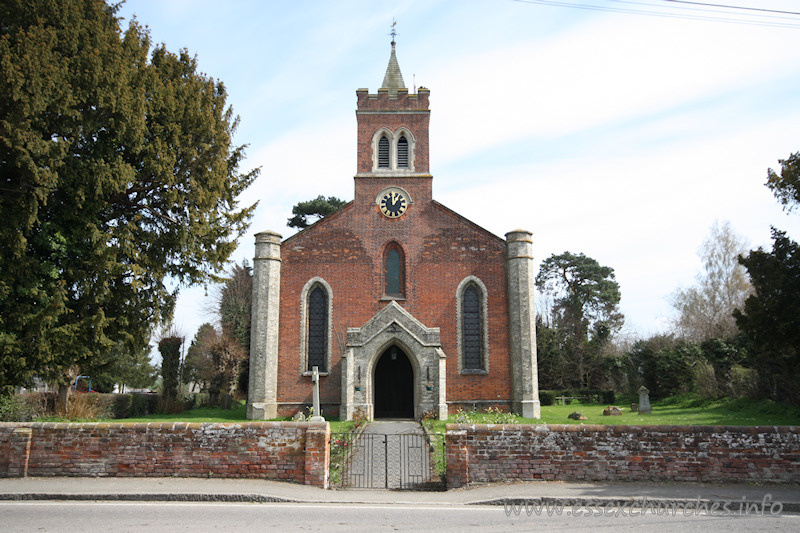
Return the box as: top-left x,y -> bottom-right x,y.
354,39 -> 432,219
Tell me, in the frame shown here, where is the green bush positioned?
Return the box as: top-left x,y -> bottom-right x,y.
694,360 -> 720,399
727,365 -> 759,399
600,390 -> 615,404
110,393 -> 160,419
539,391 -> 555,406
0,395 -> 32,421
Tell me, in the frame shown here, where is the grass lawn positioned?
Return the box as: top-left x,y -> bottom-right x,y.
120,403 -> 251,423
61,394 -> 799,429
119,402 -> 355,432
423,395 -> 800,436
537,395 -> 800,427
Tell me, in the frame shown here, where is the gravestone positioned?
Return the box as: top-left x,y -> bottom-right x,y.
603,406 -> 622,416
219,393 -> 233,410
638,386 -> 652,414
568,412 -> 587,421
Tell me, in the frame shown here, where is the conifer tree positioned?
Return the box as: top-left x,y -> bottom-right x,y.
0,0 -> 258,398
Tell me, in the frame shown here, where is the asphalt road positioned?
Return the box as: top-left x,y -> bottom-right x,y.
2,501 -> 799,532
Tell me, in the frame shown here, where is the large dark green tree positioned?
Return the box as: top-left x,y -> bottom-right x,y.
535,252 -> 623,388
287,195 -> 347,229
218,261 -> 252,354
735,229 -> 800,403
215,260 -> 252,396
183,323 -> 217,393
733,152 -> 800,404
0,0 -> 258,398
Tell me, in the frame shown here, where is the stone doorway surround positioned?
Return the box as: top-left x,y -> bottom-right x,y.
340,301 -> 447,421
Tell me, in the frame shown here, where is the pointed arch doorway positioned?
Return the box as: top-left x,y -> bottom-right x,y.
373,345 -> 414,419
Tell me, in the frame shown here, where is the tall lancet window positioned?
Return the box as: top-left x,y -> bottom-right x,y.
384,242 -> 405,297
307,286 -> 328,372
397,135 -> 409,168
378,135 -> 390,168
462,283 -> 483,370
457,276 -> 488,373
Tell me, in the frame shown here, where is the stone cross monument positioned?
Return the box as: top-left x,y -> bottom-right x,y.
309,366 -> 325,422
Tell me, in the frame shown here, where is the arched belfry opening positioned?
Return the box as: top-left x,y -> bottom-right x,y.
373,345 -> 414,419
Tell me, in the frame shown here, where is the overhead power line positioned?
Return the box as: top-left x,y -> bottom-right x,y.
665,0 -> 800,17
514,0 -> 800,29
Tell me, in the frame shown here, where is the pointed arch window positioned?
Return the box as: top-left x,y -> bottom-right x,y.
383,242 -> 405,298
457,277 -> 489,373
462,284 -> 482,370
378,135 -> 390,168
397,135 -> 409,168
307,286 -> 328,372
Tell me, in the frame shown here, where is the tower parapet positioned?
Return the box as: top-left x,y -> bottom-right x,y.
356,87 -> 430,110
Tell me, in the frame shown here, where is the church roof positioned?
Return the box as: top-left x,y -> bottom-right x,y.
381,41 -> 406,94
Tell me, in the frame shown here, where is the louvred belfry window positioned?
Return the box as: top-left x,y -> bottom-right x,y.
397,135 -> 408,168
462,283 -> 483,370
378,135 -> 390,168
307,286 -> 328,372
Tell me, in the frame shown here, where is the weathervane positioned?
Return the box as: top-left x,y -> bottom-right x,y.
390,19 -> 397,44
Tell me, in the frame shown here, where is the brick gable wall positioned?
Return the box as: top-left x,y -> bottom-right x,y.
277,185 -> 511,415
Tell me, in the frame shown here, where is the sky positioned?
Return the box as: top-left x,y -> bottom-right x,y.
116,0 -> 800,344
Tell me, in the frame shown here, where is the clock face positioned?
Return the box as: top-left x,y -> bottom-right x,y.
378,187 -> 410,218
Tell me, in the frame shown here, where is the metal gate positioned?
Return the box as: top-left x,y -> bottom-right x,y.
330,431 -> 444,490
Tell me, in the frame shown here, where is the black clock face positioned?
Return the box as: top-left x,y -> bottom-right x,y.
379,189 -> 408,218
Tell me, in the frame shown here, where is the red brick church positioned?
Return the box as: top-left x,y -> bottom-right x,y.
247,40 -> 540,421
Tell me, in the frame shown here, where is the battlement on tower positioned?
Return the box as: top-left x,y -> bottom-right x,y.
356,87 -> 430,111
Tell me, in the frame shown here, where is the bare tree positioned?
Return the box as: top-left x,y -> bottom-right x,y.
671,221 -> 753,340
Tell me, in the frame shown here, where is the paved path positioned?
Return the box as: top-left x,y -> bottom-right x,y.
340,421 -> 438,489
1,477 -> 799,513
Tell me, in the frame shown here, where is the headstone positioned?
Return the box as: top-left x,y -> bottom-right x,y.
631,403 -> 639,412
219,393 -> 232,410
603,406 -> 622,416
638,386 -> 652,414
292,411 -> 306,422
568,412 -> 587,421
309,366 -> 325,422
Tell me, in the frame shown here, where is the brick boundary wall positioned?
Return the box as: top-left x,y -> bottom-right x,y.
446,424 -> 800,488
0,421 -> 330,488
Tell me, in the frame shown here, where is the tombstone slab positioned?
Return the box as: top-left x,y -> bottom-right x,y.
638,386 -> 652,414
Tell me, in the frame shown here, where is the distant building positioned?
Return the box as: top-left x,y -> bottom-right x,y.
247,40 -> 540,420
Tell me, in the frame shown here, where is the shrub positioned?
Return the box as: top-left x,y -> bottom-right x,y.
539,391 -> 555,406
0,395 -> 33,421
159,336 -> 183,402
727,365 -> 759,399
694,360 -> 720,399
60,393 -> 114,420
158,395 -> 187,414
600,390 -> 616,404
109,392 -> 160,419
9,393 -> 56,420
